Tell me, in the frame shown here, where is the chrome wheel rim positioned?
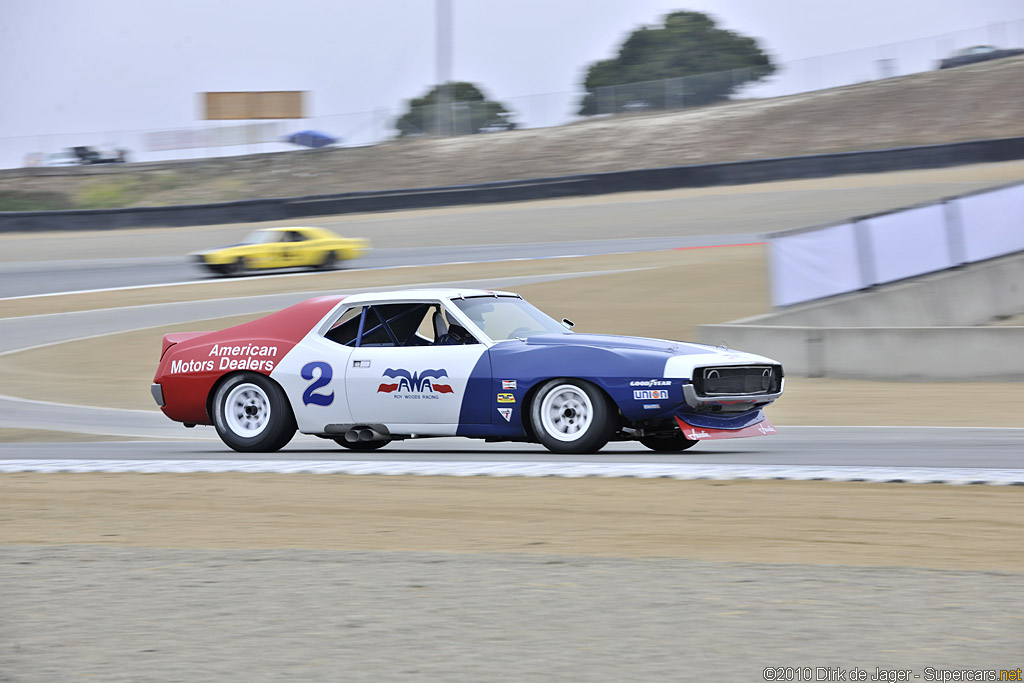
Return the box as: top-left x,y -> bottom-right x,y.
224,383 -> 270,437
540,384 -> 593,442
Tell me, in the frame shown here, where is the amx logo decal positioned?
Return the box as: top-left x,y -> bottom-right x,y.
378,368 -> 454,394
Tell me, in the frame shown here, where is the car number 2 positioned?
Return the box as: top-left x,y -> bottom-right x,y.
301,361 -> 334,406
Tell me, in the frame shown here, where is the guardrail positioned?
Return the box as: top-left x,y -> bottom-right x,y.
3,136 -> 1024,233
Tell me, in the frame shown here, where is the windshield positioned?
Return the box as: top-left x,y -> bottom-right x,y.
241,230 -> 280,245
452,296 -> 569,340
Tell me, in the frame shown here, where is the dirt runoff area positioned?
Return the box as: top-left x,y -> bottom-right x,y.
2,474 -> 1022,572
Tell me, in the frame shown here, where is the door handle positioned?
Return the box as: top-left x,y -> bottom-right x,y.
352,360 -> 371,368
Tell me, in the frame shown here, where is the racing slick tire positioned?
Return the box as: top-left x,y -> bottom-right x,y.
530,379 -> 615,455
221,258 -> 244,277
212,372 -> 296,452
333,437 -> 391,451
315,250 -> 338,270
639,432 -> 699,452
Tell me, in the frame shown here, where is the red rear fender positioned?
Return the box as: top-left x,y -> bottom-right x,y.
161,332 -> 211,360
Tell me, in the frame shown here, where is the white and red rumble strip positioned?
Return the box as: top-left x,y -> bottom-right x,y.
1,459 -> 1023,485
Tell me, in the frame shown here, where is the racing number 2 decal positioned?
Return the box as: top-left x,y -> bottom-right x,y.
301,361 -> 334,406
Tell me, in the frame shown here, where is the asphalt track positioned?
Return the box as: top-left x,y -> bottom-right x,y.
3,166 -> 1024,479
0,234 -> 755,298
3,163 -> 1022,297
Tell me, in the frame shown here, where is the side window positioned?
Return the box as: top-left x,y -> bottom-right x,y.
325,307 -> 364,346
436,305 -> 481,346
286,231 -> 308,242
324,303 -> 437,348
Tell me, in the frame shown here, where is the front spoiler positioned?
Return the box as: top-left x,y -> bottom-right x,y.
675,415 -> 778,440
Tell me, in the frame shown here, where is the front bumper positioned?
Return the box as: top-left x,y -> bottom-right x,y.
151,383 -> 165,407
681,378 -> 785,412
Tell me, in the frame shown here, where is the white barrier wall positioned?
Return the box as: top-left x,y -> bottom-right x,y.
865,203 -> 953,284
955,183 -> 1024,262
769,223 -> 861,307
769,181 -> 1024,307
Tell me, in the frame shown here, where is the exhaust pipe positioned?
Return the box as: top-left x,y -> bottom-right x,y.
344,426 -> 388,443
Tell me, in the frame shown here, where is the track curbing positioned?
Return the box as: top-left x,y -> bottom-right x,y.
2,459 -> 1023,485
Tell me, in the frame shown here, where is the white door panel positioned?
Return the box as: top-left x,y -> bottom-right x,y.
346,346 -> 486,425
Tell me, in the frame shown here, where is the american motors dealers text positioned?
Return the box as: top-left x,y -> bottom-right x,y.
763,667 -> 1021,681
170,344 -> 278,374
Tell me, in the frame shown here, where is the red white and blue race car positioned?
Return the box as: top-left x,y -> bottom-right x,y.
151,289 -> 784,454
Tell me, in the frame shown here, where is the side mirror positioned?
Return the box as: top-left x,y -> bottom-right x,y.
561,318 -> 575,330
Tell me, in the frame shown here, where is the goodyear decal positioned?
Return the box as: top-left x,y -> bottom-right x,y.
497,393 -> 515,403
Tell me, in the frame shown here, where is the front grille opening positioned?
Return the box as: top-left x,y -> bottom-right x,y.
694,365 -> 782,396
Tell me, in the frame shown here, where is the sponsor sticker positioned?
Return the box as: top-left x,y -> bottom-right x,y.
643,403 -> 661,410
498,407 -> 513,422
629,379 -> 671,387
686,428 -> 711,439
497,393 -> 516,403
757,423 -> 777,434
378,368 -> 453,399
501,379 -> 517,390
633,389 -> 669,400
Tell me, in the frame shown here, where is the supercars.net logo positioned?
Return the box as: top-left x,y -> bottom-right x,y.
377,368 -> 454,394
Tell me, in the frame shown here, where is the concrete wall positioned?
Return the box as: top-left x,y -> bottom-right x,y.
696,325 -> 1024,380
696,250 -> 1024,380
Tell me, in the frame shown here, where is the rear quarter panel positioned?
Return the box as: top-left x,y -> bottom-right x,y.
153,296 -> 345,425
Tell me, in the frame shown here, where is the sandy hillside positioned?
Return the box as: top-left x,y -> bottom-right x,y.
2,56 -> 1023,208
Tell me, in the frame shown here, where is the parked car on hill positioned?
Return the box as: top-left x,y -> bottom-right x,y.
191,226 -> 369,276
152,288 -> 785,454
939,45 -> 1024,69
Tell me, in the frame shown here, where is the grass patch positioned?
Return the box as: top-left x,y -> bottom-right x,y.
0,191 -> 73,211
77,177 -> 141,208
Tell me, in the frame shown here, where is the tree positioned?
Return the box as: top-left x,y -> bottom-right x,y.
395,82 -> 516,137
578,11 -> 775,115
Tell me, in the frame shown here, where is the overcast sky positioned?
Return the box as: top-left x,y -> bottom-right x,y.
2,0 -> 1023,143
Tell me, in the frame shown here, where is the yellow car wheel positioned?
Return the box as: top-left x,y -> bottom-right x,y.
314,250 -> 337,270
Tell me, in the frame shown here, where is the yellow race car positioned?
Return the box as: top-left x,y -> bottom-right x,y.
192,226 -> 369,276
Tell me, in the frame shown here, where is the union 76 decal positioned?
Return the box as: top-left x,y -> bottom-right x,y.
377,368 -> 454,395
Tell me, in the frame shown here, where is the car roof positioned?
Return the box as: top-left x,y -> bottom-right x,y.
253,226 -> 337,236
340,288 -> 518,304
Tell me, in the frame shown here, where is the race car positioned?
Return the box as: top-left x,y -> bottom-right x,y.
151,289 -> 784,454
191,226 -> 369,276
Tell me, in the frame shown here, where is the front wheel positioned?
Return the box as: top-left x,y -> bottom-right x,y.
529,379 -> 615,454
639,432 -> 698,452
212,373 -> 296,452
221,258 -> 245,277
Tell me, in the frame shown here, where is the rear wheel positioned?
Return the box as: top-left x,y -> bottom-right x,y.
212,373 -> 296,452
529,379 -> 615,454
315,250 -> 337,270
639,432 -> 698,452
